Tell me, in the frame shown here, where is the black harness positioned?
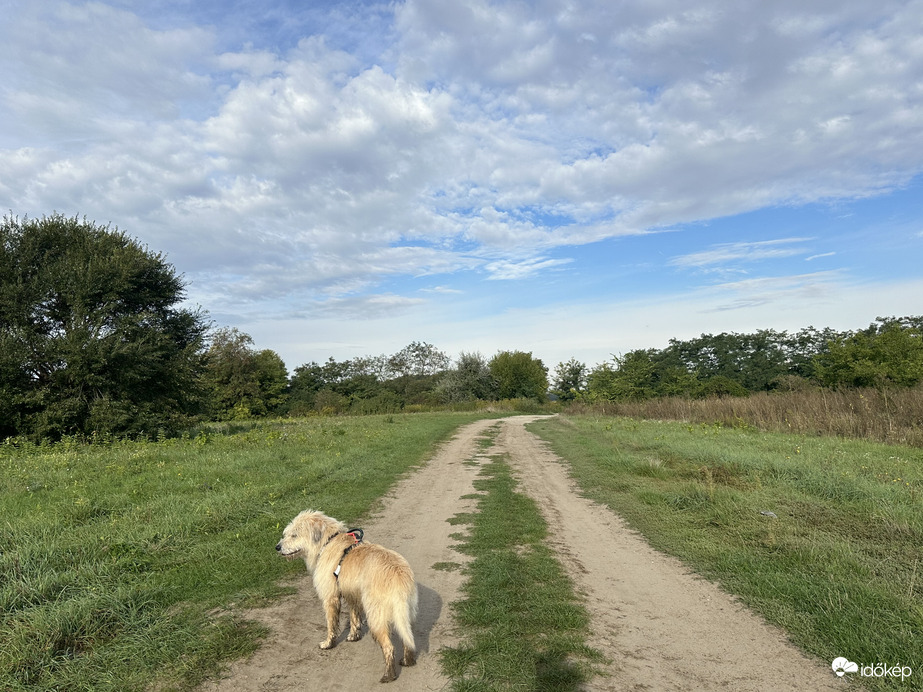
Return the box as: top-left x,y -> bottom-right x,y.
330,528 -> 364,578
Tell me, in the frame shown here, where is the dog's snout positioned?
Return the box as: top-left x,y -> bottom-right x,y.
275,542 -> 282,552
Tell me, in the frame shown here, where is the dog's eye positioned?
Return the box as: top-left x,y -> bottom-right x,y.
291,534 -> 297,538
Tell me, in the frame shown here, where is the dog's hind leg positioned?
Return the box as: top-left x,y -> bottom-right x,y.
369,620 -> 397,683
319,596 -> 341,649
347,601 -> 363,642
398,638 -> 416,667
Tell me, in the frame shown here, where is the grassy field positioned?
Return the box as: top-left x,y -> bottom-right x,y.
7,407 -> 921,690
0,413 -> 487,691
440,424 -> 602,691
529,415 -> 923,690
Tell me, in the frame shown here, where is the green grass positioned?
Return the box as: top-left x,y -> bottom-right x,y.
0,413 -> 487,691
529,415 -> 923,691
441,425 -> 603,691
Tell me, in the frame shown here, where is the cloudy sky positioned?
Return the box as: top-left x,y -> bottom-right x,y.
3,0 -> 923,372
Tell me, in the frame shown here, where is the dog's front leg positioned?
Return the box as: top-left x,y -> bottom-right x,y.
319,596 -> 341,649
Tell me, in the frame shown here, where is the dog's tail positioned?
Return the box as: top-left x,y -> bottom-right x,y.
395,582 -> 418,660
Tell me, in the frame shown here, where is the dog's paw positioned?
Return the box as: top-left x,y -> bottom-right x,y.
379,672 -> 397,683
400,651 -> 417,667
347,632 -> 362,642
319,639 -> 337,650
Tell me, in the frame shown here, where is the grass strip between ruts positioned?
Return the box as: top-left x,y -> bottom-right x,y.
440,425 -> 604,691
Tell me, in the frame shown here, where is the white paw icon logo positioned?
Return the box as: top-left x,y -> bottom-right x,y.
832,657 -> 858,677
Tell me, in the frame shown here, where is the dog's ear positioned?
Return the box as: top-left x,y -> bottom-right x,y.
312,522 -> 325,545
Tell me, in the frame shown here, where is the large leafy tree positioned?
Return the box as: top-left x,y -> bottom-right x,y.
436,351 -> 498,403
0,214 -> 209,439
488,350 -> 549,401
813,318 -> 923,388
202,327 -> 288,419
551,358 -> 588,401
388,341 -> 451,377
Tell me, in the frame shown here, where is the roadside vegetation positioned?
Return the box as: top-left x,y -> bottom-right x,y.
529,415 -> 923,690
0,413 -> 484,691
441,425 -> 603,691
568,385 -> 923,447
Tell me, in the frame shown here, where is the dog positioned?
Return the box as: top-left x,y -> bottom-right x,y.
275,510 -> 418,683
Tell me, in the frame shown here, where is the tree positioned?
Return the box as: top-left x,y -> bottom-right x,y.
693,375 -> 749,398
585,361 -> 620,402
663,331 -> 790,392
388,341 -> 451,377
202,327 -> 288,419
551,358 -> 588,401
0,214 -> 208,439
813,318 -> 923,388
287,361 -> 326,414
384,342 -> 450,404
436,351 -> 498,402
583,351 -> 658,401
488,350 -> 549,401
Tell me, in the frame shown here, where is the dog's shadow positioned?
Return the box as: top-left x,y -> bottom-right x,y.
411,583 -> 441,655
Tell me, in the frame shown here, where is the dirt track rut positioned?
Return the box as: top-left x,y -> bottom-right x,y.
201,415 -> 843,691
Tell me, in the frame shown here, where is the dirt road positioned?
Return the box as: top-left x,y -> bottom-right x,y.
202,415 -> 844,691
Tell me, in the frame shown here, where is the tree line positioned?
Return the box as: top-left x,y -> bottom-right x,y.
207,330 -> 549,419
3,215 -> 921,441
0,215 -> 550,439
562,317 -> 923,404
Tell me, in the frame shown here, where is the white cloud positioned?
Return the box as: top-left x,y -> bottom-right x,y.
242,272 -> 923,371
702,271 -> 847,312
670,238 -> 815,269
422,285 -> 464,294
484,257 -> 574,280
1,3 -> 215,141
2,0 -> 922,366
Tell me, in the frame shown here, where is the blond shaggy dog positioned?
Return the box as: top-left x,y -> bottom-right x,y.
275,510 -> 418,683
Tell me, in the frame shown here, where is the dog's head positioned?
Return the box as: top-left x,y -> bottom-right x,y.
275,510 -> 347,567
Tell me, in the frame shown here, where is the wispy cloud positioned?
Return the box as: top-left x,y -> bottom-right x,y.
704,271 -> 846,312
484,257 -> 574,281
670,238 -> 815,269
422,285 -> 464,294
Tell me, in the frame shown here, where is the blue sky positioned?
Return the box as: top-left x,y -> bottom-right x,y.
2,0 -> 922,372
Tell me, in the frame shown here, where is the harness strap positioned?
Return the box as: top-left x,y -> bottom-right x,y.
333,528 -> 364,578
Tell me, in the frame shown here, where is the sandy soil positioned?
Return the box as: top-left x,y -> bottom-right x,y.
200,415 -> 845,691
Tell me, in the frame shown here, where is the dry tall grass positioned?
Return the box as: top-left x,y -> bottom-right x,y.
570,385 -> 923,447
